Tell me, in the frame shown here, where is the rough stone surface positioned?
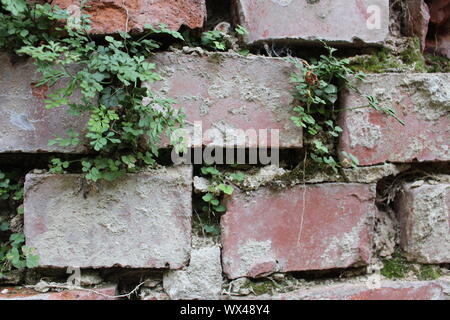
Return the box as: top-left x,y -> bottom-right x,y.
404,0 -> 430,50
0,53 -> 88,153
373,210 -> 398,258
80,272 -> 103,286
0,285 -> 117,300
140,290 -> 170,300
339,74 -> 450,165
221,183 -> 377,279
193,176 -> 210,194
24,166 -> 193,268
233,0 -> 390,45
248,280 -> 449,300
240,165 -> 286,190
52,0 -> 206,34
146,51 -> 302,148
395,179 -> 450,264
342,164 -> 409,183
163,246 -> 222,300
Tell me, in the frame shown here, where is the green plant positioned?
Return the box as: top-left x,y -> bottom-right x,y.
425,53 -> 450,73
201,30 -> 227,51
289,43 -> 404,172
234,25 -> 248,36
418,265 -> 441,281
242,279 -> 278,295
381,252 -> 410,279
0,233 -> 39,276
381,251 -> 442,281
0,171 -> 22,202
1,1 -> 185,182
0,170 -> 38,276
198,167 -> 244,235
185,25 -> 249,53
349,38 -> 427,73
0,0 -> 70,51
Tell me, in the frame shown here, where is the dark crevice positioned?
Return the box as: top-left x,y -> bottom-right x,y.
376,162 -> 450,212
205,0 -> 233,30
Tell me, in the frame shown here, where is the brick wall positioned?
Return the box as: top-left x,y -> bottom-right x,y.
0,0 -> 449,300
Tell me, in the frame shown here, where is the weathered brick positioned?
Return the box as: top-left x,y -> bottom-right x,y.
163,246 -> 223,300
342,163 -> 408,184
240,280 -> 449,300
0,285 -> 117,300
221,183 -> 376,279
395,179 -> 450,264
339,74 -> 450,165
233,0 -> 389,46
52,0 -> 206,34
0,53 -> 88,154
426,0 -> 450,58
140,291 -> 170,300
24,166 -> 192,268
404,0 -> 430,50
146,51 -> 302,148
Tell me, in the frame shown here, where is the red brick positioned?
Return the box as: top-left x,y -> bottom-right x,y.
52,0 -> 206,34
395,179 -> 450,264
404,0 -> 430,49
339,74 -> 450,166
233,0 -> 389,46
428,0 -> 450,25
221,183 -> 376,279
245,280 -> 449,300
0,285 -> 117,300
24,166 -> 193,268
405,0 -> 450,58
146,51 -> 302,148
426,0 -> 450,58
0,53 -> 88,154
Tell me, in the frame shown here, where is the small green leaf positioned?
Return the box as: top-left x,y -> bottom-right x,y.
219,184 -> 234,195
203,225 -> 220,236
230,172 -> 245,182
26,254 -> 39,268
0,222 -> 10,231
235,25 -> 248,35
214,204 -> 227,213
202,193 -> 213,203
10,233 -> 25,246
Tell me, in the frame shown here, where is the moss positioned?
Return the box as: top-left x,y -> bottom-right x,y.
381,252 -> 411,279
243,279 -> 278,295
381,251 -> 443,280
241,274 -> 306,296
250,282 -> 275,295
418,265 -> 442,281
425,53 -> 450,73
350,38 -> 427,73
267,159 -> 342,190
399,37 -> 427,72
349,49 -> 402,73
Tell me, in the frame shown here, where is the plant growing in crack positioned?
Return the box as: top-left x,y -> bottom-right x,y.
183,24 -> 249,55
1,0 -> 186,183
289,42 -> 405,173
381,251 -> 442,281
198,167 -> 245,236
0,170 -> 39,276
289,43 -> 405,249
